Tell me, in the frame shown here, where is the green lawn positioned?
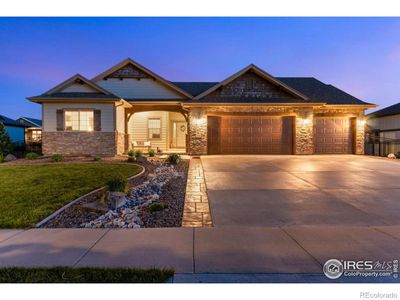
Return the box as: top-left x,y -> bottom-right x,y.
0,267 -> 174,283
0,163 -> 142,228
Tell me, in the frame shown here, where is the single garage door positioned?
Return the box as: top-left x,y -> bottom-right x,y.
314,117 -> 355,154
207,115 -> 293,154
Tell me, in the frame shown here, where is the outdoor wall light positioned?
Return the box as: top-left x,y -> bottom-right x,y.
357,119 -> 366,126
301,118 -> 312,126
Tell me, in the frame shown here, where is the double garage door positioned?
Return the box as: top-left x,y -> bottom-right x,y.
207,115 -> 355,155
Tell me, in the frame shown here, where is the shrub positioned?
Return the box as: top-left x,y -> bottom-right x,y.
93,155 -> 102,161
127,150 -> 135,157
127,156 -> 136,163
149,202 -> 166,212
0,123 -> 13,155
395,152 -> 400,159
0,153 -> 4,163
166,153 -> 180,165
51,154 -> 64,162
148,148 -> 155,157
134,150 -> 143,158
25,152 -> 39,160
107,175 -> 127,193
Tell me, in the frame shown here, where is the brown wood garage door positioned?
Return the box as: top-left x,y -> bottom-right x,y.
314,117 -> 355,154
207,116 -> 293,154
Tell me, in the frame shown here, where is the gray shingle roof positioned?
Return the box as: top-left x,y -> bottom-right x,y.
172,82 -> 218,97
19,117 -> 42,127
0,115 -> 29,127
367,103 -> 400,118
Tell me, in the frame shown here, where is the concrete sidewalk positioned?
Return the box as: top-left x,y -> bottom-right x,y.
1,226 -> 400,282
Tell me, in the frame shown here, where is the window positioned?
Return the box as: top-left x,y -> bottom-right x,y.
65,110 -> 94,131
31,130 -> 41,141
148,118 -> 161,139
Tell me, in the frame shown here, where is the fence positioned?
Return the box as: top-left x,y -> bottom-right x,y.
365,135 -> 400,157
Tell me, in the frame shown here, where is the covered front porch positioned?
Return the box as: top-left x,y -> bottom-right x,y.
121,104 -> 189,154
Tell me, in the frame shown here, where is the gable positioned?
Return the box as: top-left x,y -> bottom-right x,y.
58,80 -> 100,93
92,58 -> 192,100
201,71 -> 303,102
96,77 -> 186,100
106,63 -> 150,79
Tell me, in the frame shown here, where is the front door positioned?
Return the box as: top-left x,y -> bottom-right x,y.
171,121 -> 187,148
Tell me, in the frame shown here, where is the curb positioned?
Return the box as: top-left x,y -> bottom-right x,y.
35,164 -> 146,228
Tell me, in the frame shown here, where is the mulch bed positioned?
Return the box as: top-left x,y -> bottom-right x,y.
139,160 -> 189,228
42,158 -> 189,228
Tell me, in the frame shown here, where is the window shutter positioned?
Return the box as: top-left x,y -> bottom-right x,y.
56,110 -> 64,131
94,110 -> 101,131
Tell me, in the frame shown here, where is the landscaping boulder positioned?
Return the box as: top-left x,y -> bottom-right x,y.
4,154 -> 17,162
388,153 -> 396,159
105,191 -> 127,210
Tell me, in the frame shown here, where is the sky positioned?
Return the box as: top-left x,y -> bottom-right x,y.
1,17 -> 400,119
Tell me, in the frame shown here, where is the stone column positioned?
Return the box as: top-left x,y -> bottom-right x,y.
188,109 -> 207,155
355,117 -> 365,155
294,109 -> 314,155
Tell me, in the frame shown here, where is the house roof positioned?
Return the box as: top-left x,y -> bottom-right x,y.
27,59 -> 374,106
0,115 -> 29,128
45,74 -> 114,96
173,77 -> 372,105
17,117 -> 42,128
367,103 -> 400,118
29,92 -> 121,100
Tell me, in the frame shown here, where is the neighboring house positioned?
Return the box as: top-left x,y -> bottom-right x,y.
0,114 -> 28,144
17,117 -> 42,143
27,58 -> 375,156
366,103 -> 400,156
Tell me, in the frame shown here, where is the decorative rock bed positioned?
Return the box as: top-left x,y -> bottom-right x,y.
41,158 -> 189,228
82,165 -> 183,228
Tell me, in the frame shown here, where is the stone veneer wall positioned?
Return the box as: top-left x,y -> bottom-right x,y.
355,119 -> 365,155
188,109 -> 208,155
42,132 -> 116,156
116,132 -> 126,155
294,109 -> 314,154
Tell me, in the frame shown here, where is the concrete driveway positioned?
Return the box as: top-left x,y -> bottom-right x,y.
201,155 -> 400,227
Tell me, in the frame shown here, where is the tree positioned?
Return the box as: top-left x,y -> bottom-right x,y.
0,122 -> 13,155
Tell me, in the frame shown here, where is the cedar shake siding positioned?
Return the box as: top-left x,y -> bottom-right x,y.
27,58 -> 375,157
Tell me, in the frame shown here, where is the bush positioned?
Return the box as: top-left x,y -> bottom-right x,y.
148,148 -> 155,157
26,152 -> 39,160
127,150 -> 135,157
395,152 -> 400,159
93,155 -> 102,161
0,123 -> 13,155
149,202 -> 166,212
127,156 -> 136,163
166,153 -> 180,165
134,150 -> 143,158
107,175 -> 127,193
51,154 -> 64,162
0,153 -> 4,163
